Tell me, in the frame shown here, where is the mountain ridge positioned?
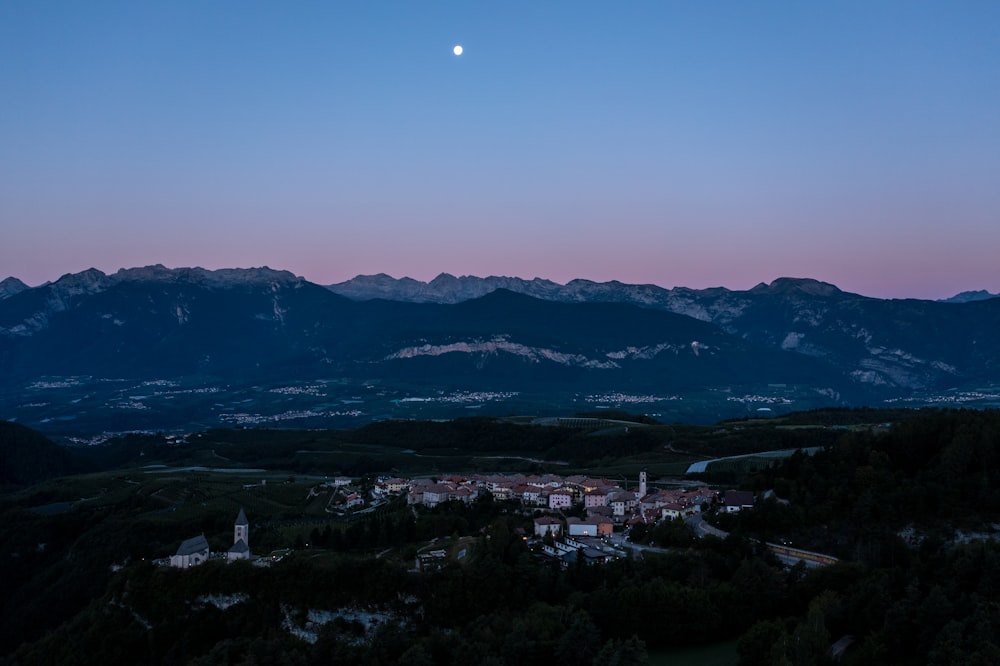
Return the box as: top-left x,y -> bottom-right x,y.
1,266 -> 998,433
939,290 -> 999,303
5,268 -> 993,305
329,273 -> 863,305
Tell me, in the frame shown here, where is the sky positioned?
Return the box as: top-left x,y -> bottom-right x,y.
1,1 -> 998,299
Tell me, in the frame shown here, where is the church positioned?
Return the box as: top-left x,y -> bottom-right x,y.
169,508 -> 252,567
169,534 -> 209,568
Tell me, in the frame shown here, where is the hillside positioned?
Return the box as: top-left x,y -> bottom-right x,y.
0,421 -> 74,486
3,409 -> 1000,664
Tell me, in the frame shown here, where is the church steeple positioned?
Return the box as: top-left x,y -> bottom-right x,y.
234,507 -> 249,547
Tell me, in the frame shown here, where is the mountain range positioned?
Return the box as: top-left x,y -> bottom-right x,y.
328,272 -> 999,308
327,272 -> 1000,391
1,266 -> 998,432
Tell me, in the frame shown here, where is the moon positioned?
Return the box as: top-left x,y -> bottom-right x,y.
453,45 -> 463,56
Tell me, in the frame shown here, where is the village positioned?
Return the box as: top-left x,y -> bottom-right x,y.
165,469 -> 760,570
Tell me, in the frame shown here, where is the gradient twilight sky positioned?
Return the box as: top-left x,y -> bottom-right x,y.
2,2 -> 998,299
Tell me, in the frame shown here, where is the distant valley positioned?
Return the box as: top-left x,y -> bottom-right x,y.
2,266 -> 999,436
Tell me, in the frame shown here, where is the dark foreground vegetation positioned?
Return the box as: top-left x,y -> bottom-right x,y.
1,409 -> 999,664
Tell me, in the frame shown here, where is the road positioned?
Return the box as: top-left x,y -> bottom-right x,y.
685,514 -> 837,568
606,533 -> 673,558
686,514 -> 728,539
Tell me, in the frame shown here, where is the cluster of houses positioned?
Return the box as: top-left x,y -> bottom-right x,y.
373,470 -> 752,529
167,476 -> 758,570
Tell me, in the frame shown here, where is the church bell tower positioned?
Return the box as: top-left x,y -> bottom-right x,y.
234,507 -> 249,547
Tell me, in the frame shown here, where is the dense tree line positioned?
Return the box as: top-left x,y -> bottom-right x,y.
10,518 -> 793,664
0,422 -> 75,486
728,409 -> 1000,664
723,409 -> 1000,559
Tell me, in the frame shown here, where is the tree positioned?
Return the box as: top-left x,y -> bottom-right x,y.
554,611 -> 601,663
737,620 -> 787,666
594,635 -> 649,666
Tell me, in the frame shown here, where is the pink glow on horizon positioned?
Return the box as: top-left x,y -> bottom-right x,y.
2,4 -> 998,302
5,238 -> 996,301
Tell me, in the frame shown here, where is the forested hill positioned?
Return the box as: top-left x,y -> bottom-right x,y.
0,421 -> 74,486
3,409 -> 1000,663
734,408 -> 1000,559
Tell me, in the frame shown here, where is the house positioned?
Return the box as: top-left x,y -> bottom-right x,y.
373,477 -> 410,497
515,484 -> 542,506
584,490 -> 609,508
586,505 -> 614,521
579,478 -> 605,492
579,546 -> 614,564
171,534 -> 210,568
567,517 -> 599,537
595,517 -> 614,536
527,474 -> 562,489
661,502 -> 686,520
564,536 -> 616,564
326,476 -> 353,487
490,483 -> 514,501
639,490 -> 675,513
549,488 -> 574,510
407,488 -> 424,505
534,516 -> 562,537
414,549 -> 449,572
541,540 -> 579,567
723,490 -> 755,513
690,487 -> 718,505
344,492 -> 364,509
421,483 -> 453,507
608,490 -> 637,518
383,478 -> 410,493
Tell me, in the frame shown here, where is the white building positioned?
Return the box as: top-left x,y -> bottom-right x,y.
422,483 -> 454,507
584,490 -> 609,508
328,477 -> 353,487
549,488 -> 574,510
534,516 -> 562,537
723,490 -> 755,513
567,517 -> 599,537
171,534 -> 210,568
